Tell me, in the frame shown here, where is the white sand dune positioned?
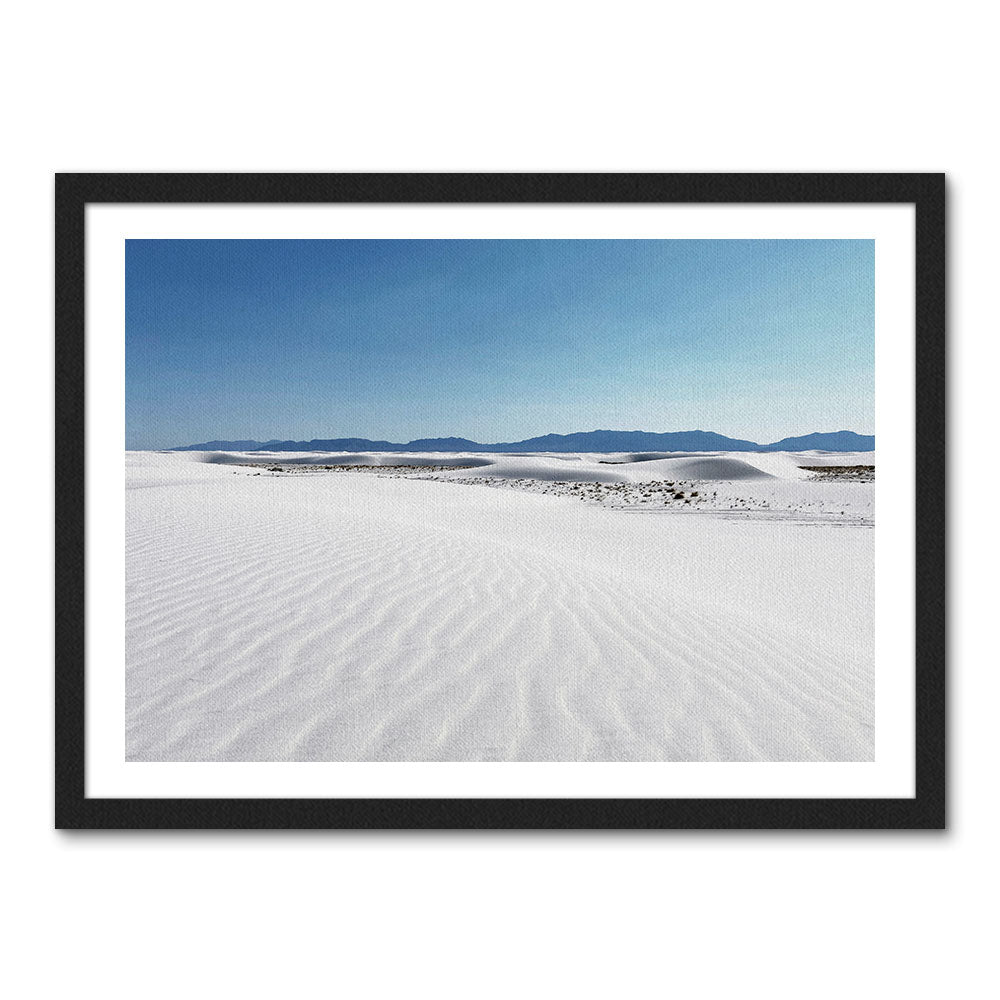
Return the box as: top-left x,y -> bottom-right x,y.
202,450 -> 494,468
623,456 -> 777,481
443,455 -> 632,483
126,450 -> 874,762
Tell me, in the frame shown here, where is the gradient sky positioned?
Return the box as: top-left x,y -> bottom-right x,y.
125,238 -> 874,449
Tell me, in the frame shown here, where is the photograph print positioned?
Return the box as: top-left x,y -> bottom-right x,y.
125,236 -> 876,765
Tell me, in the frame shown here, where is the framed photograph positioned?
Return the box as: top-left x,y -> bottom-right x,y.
55,173 -> 945,829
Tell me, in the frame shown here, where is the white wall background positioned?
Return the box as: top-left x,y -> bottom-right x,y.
3,2 -> 992,997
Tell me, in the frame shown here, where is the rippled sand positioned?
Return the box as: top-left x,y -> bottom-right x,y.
126,450 -> 874,761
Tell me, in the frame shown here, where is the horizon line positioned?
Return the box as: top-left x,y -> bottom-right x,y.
160,427 -> 876,451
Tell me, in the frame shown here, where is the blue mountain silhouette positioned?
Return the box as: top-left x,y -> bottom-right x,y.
172,429 -> 874,453
759,431 -> 876,452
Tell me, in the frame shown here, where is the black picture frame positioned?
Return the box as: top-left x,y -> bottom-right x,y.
55,173 -> 946,830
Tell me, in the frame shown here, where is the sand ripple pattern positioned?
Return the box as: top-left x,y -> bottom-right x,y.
126,468 -> 874,761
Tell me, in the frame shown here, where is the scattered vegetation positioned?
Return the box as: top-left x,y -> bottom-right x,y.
231,462 -> 871,524
799,465 -> 874,483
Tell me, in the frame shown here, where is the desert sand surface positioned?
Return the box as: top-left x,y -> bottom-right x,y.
126,450 -> 874,762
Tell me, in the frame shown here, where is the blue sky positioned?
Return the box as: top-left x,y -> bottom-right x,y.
125,238 -> 874,449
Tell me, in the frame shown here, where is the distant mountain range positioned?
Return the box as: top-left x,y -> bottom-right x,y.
172,429 -> 874,453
